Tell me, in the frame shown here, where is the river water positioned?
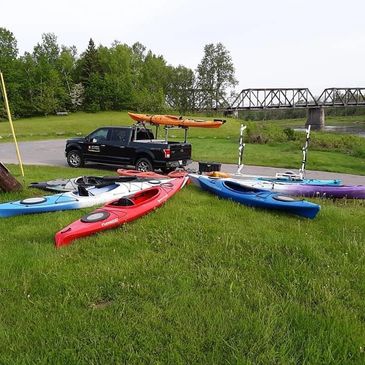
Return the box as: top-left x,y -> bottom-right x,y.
294,124 -> 365,137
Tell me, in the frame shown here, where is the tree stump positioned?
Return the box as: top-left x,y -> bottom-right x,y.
0,162 -> 23,192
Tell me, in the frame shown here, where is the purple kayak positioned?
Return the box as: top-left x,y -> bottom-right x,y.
284,184 -> 365,199
228,179 -> 365,199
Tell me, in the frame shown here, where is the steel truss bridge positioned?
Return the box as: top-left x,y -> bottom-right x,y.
226,88 -> 365,112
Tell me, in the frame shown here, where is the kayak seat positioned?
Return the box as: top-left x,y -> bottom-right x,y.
78,186 -> 89,196
273,195 -> 302,202
113,197 -> 135,206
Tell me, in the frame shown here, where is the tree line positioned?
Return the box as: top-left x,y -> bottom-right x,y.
0,28 -> 237,118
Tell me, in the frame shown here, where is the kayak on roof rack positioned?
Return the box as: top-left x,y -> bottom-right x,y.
128,112 -> 225,128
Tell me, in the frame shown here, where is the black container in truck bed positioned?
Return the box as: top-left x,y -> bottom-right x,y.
65,126 -> 192,172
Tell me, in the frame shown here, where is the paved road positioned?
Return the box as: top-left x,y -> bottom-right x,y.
1,139 -> 364,184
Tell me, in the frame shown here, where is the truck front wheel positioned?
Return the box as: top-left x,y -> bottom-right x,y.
135,157 -> 153,172
67,150 -> 84,168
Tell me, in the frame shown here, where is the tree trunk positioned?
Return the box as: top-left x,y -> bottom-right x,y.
0,162 -> 23,192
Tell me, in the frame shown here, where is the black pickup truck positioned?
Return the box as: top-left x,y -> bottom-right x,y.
65,126 -> 192,172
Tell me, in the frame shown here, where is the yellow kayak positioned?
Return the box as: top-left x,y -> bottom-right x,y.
128,112 -> 225,128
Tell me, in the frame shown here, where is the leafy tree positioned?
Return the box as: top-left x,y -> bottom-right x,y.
18,52 -> 37,115
70,83 -> 85,110
131,50 -> 168,111
79,38 -> 102,83
30,33 -> 67,115
33,33 -> 60,65
58,45 -> 78,96
130,42 -> 146,88
78,38 -> 103,111
196,42 -> 237,109
165,65 -> 196,113
98,43 -> 133,110
0,27 -> 18,61
2,31 -> 240,116
0,28 -> 21,116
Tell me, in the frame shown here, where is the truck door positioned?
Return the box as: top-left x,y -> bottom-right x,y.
83,128 -> 110,162
105,128 -> 134,165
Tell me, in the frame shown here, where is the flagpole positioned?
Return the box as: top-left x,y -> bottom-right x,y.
237,124 -> 246,175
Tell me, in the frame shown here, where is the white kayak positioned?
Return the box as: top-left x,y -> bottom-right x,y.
0,179 -> 167,218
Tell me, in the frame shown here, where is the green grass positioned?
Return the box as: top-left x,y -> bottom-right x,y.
0,165 -> 365,364
191,139 -> 365,175
0,111 -> 241,141
1,111 -> 364,141
1,111 -> 365,175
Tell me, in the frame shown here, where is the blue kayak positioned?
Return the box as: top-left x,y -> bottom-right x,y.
0,195 -> 80,218
190,175 -> 320,219
0,180 -> 157,218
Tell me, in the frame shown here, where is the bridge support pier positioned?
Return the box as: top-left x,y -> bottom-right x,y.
306,107 -> 325,130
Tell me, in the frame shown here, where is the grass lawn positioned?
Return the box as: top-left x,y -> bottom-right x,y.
1,111 -> 365,141
191,140 -> 365,175
0,111 -> 365,175
0,165 -> 365,364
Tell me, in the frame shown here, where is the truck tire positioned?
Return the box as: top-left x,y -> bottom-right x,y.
67,150 -> 84,168
135,157 -> 153,172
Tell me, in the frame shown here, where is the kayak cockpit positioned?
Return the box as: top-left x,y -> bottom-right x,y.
223,180 -> 262,194
74,183 -> 119,197
111,188 -> 160,207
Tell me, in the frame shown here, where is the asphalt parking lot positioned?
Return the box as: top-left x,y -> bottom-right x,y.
0,139 -> 364,184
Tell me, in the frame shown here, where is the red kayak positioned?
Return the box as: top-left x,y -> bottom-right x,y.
117,168 -> 188,179
55,177 -> 188,248
117,168 -> 167,179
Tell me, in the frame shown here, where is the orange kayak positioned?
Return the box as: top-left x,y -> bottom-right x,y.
128,112 -> 225,128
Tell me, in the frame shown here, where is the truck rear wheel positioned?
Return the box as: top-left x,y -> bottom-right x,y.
67,150 -> 84,168
135,157 -> 153,172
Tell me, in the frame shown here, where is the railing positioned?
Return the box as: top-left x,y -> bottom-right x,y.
228,87 -> 365,111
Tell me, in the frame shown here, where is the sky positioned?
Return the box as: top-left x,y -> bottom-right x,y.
2,0 -> 365,95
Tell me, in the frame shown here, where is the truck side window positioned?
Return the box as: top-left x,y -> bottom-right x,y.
88,128 -> 109,143
110,129 -> 128,144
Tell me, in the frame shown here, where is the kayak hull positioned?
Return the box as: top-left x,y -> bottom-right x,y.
128,112 -> 225,128
0,195 -> 80,217
55,177 -> 189,247
190,174 -> 320,219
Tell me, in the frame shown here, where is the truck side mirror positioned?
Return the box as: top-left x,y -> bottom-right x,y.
91,138 -> 97,143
